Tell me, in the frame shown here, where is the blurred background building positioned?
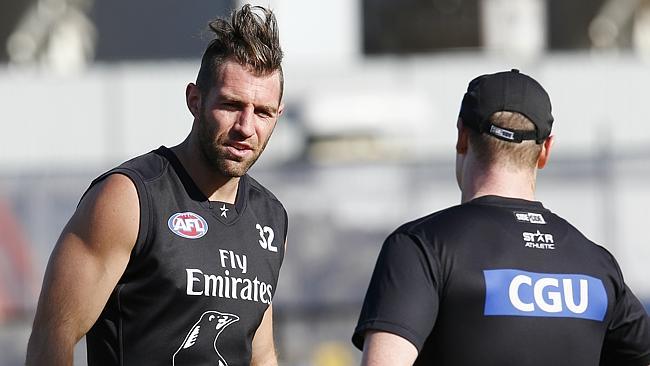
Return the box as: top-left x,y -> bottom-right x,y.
1,0 -> 650,365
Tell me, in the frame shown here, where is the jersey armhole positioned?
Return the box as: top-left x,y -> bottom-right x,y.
83,168 -> 152,261
113,168 -> 151,260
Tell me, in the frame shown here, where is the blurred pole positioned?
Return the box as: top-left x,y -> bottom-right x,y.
6,0 -> 96,74
480,0 -> 547,60
0,0 -> 35,62
633,0 -> 650,58
589,0 -> 639,49
598,126 -> 617,251
103,68 -> 125,165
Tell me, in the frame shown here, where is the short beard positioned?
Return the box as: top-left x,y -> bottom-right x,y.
196,108 -> 265,178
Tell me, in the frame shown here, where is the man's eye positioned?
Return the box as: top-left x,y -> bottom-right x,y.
222,102 -> 239,110
256,109 -> 273,118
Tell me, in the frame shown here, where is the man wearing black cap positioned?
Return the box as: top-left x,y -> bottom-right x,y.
352,69 -> 650,366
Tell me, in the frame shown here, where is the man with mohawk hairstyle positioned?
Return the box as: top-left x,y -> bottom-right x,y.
27,4 -> 288,366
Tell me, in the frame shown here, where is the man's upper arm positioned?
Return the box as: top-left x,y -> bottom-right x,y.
251,305 -> 277,366
28,174 -> 139,350
361,330 -> 418,366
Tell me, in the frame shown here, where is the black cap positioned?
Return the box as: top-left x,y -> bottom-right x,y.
459,69 -> 554,144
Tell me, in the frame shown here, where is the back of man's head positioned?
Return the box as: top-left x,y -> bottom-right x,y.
459,69 -> 554,170
468,111 -> 541,169
196,4 -> 284,98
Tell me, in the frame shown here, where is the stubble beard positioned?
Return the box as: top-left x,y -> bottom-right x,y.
196,110 -> 268,178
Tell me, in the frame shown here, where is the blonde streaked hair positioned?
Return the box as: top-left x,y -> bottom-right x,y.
196,4 -> 284,100
467,111 -> 543,170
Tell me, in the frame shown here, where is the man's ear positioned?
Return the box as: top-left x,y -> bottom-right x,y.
456,118 -> 469,154
537,135 -> 555,169
186,83 -> 202,119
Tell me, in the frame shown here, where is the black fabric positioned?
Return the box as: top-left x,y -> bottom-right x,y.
86,146 -> 287,366
484,122 -> 539,143
353,195 -> 650,366
460,69 -> 554,143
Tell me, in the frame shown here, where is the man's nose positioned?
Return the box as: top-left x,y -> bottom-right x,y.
233,105 -> 255,138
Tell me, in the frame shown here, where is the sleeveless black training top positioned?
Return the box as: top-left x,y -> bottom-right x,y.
85,146 -> 287,366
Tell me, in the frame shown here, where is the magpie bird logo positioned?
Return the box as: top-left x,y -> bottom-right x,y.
173,310 -> 239,366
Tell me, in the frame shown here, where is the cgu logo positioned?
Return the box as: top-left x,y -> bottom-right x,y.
483,269 -> 608,321
168,212 -> 209,239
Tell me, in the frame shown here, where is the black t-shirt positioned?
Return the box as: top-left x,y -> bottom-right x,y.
85,146 -> 287,366
353,195 -> 650,366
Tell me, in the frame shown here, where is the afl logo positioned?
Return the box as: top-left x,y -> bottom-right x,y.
168,212 -> 208,239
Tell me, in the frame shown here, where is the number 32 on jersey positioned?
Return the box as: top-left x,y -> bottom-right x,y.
256,224 -> 277,252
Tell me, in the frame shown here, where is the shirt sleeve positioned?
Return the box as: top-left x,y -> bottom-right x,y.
352,231 -> 440,352
600,282 -> 650,366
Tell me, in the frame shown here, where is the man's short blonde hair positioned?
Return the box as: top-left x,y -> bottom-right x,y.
467,111 -> 543,170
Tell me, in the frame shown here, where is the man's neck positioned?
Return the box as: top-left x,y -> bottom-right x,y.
170,139 -> 240,204
461,165 -> 537,204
